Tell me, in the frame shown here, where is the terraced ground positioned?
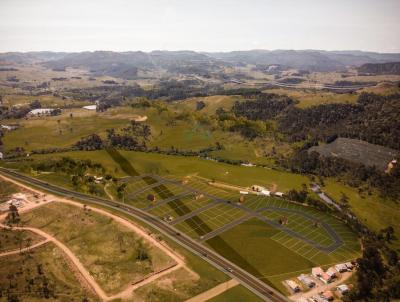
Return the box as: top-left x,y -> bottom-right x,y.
309,137 -> 399,171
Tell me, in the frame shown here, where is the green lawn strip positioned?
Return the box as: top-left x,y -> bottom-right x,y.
206,218 -> 316,293
207,284 -> 264,302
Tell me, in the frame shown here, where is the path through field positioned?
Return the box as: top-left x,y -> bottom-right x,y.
0,238 -> 50,257
0,174 -> 197,301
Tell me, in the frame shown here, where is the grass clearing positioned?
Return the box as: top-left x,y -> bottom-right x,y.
0,243 -> 96,301
323,179 -> 400,250
0,178 -> 19,202
0,229 -> 44,253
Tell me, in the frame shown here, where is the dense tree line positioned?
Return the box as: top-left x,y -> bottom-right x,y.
232,93 -> 294,120
279,93 -> 400,150
286,150 -> 400,200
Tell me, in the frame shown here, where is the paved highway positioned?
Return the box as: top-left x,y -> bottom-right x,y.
0,168 -> 289,302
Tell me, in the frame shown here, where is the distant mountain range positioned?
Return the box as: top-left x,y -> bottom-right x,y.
1,50 -> 400,79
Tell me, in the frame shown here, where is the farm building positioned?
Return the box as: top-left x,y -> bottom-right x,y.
286,280 -> 300,292
83,105 -> 97,110
239,191 -> 249,195
274,191 -> 284,197
251,185 -> 265,192
241,162 -> 255,167
0,152 -> 3,160
297,274 -> 315,288
260,189 -> 271,196
28,108 -> 56,116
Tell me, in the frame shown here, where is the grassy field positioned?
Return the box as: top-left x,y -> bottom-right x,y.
3,108 -> 129,151
20,202 -> 175,295
206,216 -> 359,294
0,229 -> 44,253
208,285 -> 264,302
262,87 -> 358,108
0,178 -> 19,202
323,179 -> 400,250
0,243 -> 97,301
2,97 -> 291,165
113,164 -> 360,295
15,150 -> 310,192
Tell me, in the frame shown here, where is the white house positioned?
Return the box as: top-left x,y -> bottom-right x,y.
260,189 -> 271,196
286,280 -> 300,292
275,192 -> 284,197
312,267 -> 324,277
335,263 -> 348,273
297,274 -> 315,288
28,108 -> 55,116
326,267 -> 337,278
0,152 -> 3,160
83,105 -> 97,110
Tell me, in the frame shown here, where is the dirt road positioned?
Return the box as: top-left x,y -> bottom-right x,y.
0,238 -> 50,257
0,174 -> 197,301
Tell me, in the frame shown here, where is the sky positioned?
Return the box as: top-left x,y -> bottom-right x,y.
0,0 -> 399,53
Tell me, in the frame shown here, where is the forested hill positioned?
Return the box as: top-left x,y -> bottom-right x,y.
231,92 -> 400,150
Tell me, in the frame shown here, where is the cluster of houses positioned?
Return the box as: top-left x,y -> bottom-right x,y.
285,262 -> 354,301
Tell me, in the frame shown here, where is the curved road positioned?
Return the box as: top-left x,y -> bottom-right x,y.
0,168 -> 289,302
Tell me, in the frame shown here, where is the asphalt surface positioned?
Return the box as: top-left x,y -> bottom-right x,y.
0,168 -> 289,302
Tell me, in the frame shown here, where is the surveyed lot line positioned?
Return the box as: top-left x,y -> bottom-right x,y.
0,174 -> 197,301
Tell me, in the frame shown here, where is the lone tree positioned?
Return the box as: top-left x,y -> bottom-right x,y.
6,204 -> 20,224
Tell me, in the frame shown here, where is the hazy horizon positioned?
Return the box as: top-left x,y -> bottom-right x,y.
1,0 -> 399,53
